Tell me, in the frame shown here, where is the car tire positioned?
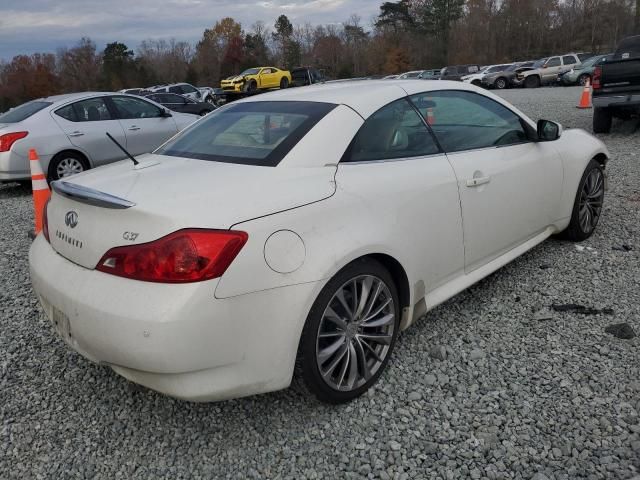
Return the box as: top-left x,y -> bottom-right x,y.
471,80 -> 482,87
199,110 -> 210,116
560,159 -> 605,242
246,80 -> 258,93
593,107 -> 612,134
578,74 -> 591,86
494,77 -> 507,89
295,258 -> 400,404
525,76 -> 540,88
280,77 -> 289,89
48,151 -> 88,182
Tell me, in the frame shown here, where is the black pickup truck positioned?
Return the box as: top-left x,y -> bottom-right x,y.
592,35 -> 640,133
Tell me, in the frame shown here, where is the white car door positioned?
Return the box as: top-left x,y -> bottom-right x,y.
109,96 -> 178,156
416,90 -> 563,272
51,97 -> 128,166
336,98 -> 465,297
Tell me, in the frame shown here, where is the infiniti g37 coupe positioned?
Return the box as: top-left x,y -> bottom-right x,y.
29,80 -> 608,403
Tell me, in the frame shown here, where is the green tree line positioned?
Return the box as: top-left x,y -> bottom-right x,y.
1,0 -> 638,111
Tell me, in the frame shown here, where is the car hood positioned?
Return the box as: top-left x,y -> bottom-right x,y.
46,154 -> 337,269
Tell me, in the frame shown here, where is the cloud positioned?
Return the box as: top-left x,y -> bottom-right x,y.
0,0 -> 381,59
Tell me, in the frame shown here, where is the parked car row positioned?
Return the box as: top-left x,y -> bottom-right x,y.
0,92 -> 198,183
390,51 -> 615,90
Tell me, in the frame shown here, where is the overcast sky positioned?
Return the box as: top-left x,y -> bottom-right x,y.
0,0 -> 381,60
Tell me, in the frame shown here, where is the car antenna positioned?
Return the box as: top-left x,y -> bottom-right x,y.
106,132 -> 139,166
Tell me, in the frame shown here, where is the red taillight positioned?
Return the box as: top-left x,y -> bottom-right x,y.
592,66 -> 601,90
0,131 -> 28,152
96,229 -> 248,283
42,199 -> 50,242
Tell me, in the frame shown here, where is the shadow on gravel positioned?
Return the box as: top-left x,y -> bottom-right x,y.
0,182 -> 31,198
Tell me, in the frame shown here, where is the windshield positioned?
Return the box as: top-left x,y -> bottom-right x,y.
0,101 -> 52,123
580,55 -> 606,68
156,101 -> 336,167
486,65 -> 509,74
532,58 -> 547,68
240,68 -> 260,76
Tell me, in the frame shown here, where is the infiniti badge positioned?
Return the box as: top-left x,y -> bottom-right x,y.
65,211 -> 78,228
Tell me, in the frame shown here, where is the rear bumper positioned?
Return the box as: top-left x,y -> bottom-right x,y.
593,93 -> 640,108
0,150 -> 30,181
29,235 -> 321,401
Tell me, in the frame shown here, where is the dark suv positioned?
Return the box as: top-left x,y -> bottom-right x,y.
440,65 -> 481,81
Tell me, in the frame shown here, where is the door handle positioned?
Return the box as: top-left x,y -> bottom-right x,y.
68,131 -> 84,137
128,126 -> 141,131
466,176 -> 491,187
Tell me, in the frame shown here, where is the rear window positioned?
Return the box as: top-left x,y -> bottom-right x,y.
0,101 -> 52,123
156,101 -> 336,166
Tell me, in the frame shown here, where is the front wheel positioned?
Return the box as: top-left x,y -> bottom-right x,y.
525,75 -> 540,88
494,77 -> 507,89
560,159 -> 605,242
295,258 -> 400,403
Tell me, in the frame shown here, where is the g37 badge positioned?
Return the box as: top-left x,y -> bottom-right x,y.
123,232 -> 139,241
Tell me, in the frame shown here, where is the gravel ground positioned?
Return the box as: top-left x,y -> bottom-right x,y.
1,86 -> 639,480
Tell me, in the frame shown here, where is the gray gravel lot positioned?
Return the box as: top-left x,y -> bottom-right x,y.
1,86 -> 639,480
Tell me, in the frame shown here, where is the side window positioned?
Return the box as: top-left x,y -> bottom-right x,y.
168,86 -> 182,94
165,94 -> 182,103
261,68 -> 273,74
111,96 -> 163,119
413,91 -> 528,152
546,57 -> 561,67
562,55 -> 577,66
180,84 -> 198,94
343,98 -> 439,163
71,98 -> 112,122
55,104 -> 78,122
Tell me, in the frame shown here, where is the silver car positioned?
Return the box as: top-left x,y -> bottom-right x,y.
0,92 -> 197,183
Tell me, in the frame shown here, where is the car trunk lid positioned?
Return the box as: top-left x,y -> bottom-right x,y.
46,154 -> 336,269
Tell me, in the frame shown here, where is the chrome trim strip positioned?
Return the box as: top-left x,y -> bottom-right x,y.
51,181 -> 136,209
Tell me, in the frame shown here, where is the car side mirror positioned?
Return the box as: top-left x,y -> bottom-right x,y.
161,109 -> 172,118
537,119 -> 562,141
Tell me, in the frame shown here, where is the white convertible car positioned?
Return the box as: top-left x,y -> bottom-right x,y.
29,80 -> 608,403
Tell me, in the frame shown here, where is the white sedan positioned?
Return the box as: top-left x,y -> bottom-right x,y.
29,80 -> 608,403
0,92 -> 197,183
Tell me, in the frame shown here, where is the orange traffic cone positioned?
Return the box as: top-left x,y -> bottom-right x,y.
29,148 -> 51,236
426,107 -> 436,125
577,78 -> 592,109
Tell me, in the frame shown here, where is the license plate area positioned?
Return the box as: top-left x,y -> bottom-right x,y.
52,305 -> 73,343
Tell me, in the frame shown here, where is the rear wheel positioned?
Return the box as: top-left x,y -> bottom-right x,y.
593,107 -> 612,134
578,74 -> 591,86
471,80 -> 482,87
560,159 -> 605,242
494,77 -> 507,89
525,75 -> 540,88
48,151 -> 88,182
198,110 -> 210,116
280,77 -> 289,89
295,258 -> 400,403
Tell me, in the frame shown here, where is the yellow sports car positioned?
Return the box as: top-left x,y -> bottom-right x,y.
221,67 -> 292,93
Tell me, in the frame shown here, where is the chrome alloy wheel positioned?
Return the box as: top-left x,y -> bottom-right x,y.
578,167 -> 604,233
56,157 -> 84,178
316,275 -> 395,392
